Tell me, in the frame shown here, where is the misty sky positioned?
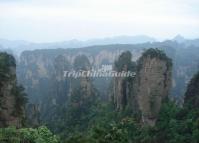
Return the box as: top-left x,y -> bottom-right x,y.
0,0 -> 199,42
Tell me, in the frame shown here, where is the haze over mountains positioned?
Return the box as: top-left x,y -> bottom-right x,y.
1,34 -> 199,56
0,35 -> 155,55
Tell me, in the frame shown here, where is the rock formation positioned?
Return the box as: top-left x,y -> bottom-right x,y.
134,48 -> 172,126
17,42 -> 199,125
111,51 -> 136,111
111,49 -> 172,126
0,52 -> 26,127
70,55 -> 96,99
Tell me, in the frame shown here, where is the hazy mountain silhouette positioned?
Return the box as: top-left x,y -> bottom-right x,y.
0,35 -> 156,55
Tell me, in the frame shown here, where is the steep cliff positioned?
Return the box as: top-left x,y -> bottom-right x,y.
111,51 -> 137,111
17,42 -> 199,124
111,49 -> 172,125
41,55 -> 71,123
134,49 -> 172,126
17,45 -> 143,105
70,55 -> 97,103
56,55 -> 99,134
0,52 -> 26,127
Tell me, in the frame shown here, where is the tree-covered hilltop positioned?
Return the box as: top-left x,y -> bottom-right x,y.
184,71 -> 199,109
137,48 -> 172,70
73,55 -> 91,71
114,51 -> 136,72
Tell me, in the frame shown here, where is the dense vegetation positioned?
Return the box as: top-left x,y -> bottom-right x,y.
1,97 -> 198,143
184,71 -> 199,109
62,98 -> 199,143
0,52 -> 16,82
114,51 -> 136,72
137,48 -> 172,70
0,126 -> 59,143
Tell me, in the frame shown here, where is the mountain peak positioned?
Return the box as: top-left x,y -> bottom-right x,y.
173,34 -> 186,43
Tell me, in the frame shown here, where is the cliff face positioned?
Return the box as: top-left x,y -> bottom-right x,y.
0,53 -> 25,127
113,77 -> 127,110
134,49 -> 172,126
17,46 -> 142,114
17,43 -> 199,124
71,55 -> 96,100
111,51 -> 136,111
40,55 -> 71,122
17,42 -> 198,107
57,55 -> 99,132
111,49 -> 172,126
